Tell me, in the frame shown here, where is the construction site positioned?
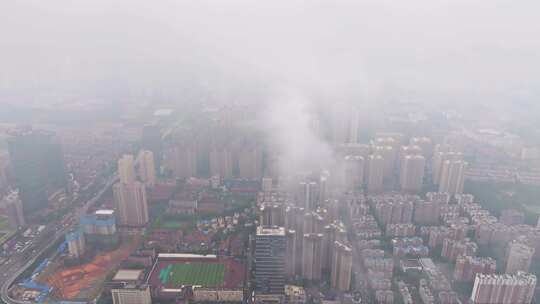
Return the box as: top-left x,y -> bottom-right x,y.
10,235 -> 140,303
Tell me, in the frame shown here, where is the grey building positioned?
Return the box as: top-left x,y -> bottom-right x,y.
255,226 -> 286,295
7,129 -> 66,215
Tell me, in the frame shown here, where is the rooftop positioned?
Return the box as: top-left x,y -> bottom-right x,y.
112,284 -> 149,291
112,269 -> 144,282
95,209 -> 115,216
256,226 -> 286,236
157,253 -> 218,259
419,258 -> 436,270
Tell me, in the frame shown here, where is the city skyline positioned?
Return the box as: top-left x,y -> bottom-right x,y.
0,1 -> 539,304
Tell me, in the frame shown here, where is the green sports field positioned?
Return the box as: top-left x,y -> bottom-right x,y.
159,262 -> 225,287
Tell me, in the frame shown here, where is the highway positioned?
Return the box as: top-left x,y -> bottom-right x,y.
0,174 -> 118,304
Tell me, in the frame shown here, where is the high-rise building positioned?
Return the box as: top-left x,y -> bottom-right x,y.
441,238 -> 478,262
367,154 -> 384,194
347,111 -> 360,144
398,145 -> 422,185
343,155 -> 364,191
375,290 -> 395,304
322,222 -> 347,270
2,190 -> 25,229
285,206 -> 306,276
115,154 -> 149,227
303,212 -> 325,234
399,155 -> 425,193
455,193 -> 475,205
118,154 -> 136,184
299,182 -> 318,210
433,148 -> 463,185
209,147 -> 233,179
372,145 -> 396,179
471,272 -> 536,304
432,144 -> 452,182
319,174 -> 328,204
137,150 -> 156,188
506,242 -> 535,274
111,284 -> 152,304
163,145 -> 198,179
0,152 -> 10,193
331,109 -> 349,144
374,132 -> 404,144
409,137 -> 433,157
426,192 -> 451,204
66,229 -> 86,259
324,199 -> 340,223
372,197 -> 415,225
141,124 -> 162,173
7,129 -> 66,215
82,209 -> 117,236
386,223 -> 416,237
80,209 -> 119,248
331,241 -> 353,291
336,143 -> 371,158
302,233 -> 324,281
285,229 -> 298,277
255,226 -> 286,295
454,255 -> 496,282
439,160 -> 468,195
284,206 -> 304,231
113,181 -> 149,227
399,145 -> 423,160
237,145 -> 263,179
260,203 -> 283,227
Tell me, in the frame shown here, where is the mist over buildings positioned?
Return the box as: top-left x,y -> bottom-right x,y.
1,0 -> 539,177
2,0 -> 540,105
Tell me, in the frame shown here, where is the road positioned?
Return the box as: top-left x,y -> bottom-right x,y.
0,174 -> 118,304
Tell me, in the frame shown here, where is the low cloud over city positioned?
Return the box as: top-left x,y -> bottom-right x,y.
0,1 -> 539,304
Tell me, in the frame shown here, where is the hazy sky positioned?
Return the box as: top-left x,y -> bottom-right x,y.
2,0 -> 539,178
1,0 -> 540,107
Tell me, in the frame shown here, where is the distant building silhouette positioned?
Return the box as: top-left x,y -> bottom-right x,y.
7,129 -> 66,215
141,124 -> 162,173
2,190 -> 25,229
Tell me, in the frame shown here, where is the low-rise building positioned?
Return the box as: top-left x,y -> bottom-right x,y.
111,284 -> 151,304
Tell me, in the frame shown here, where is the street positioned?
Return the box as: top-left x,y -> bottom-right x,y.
0,174 -> 117,304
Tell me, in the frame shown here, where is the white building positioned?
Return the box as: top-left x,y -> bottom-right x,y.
112,285 -> 151,304
471,272 -> 536,304
399,155 -> 425,193
118,154 -> 136,184
137,150 -> 156,188
113,181 -> 149,227
439,160 -> 468,195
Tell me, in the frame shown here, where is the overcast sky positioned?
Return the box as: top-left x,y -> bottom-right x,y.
2,0 -> 539,178
1,0 -> 539,108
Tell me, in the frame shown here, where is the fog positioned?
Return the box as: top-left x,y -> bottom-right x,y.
2,0 -> 540,105
1,0 -> 539,176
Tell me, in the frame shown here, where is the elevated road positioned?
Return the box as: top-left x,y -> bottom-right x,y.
1,175 -> 118,304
